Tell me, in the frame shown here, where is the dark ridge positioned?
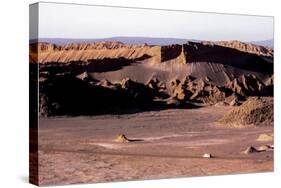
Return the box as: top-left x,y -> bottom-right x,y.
183,42 -> 273,74
161,44 -> 183,62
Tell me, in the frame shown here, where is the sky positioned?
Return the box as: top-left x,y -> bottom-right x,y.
30,2 -> 274,42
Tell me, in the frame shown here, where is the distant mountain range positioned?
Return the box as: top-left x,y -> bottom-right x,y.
30,37 -> 273,48
249,40 -> 274,48
31,37 -> 197,46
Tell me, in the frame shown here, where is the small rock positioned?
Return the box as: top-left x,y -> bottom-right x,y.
229,99 -> 239,106
258,145 -> 271,151
76,71 -> 91,81
114,134 -> 130,143
203,153 -> 213,158
243,146 -> 259,154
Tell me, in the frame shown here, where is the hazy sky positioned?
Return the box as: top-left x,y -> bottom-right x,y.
32,2 -> 274,41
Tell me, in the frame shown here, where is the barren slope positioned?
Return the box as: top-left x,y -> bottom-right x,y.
29,40 -> 273,116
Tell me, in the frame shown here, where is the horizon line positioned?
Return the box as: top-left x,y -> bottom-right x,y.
29,36 -> 274,43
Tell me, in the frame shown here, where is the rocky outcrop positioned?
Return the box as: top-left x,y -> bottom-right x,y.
219,97 -> 273,127
169,76 -> 232,104
243,146 -> 259,154
38,75 -> 156,116
114,134 -> 130,143
227,74 -> 265,96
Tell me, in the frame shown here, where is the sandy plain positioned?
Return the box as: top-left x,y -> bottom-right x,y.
37,105 -> 273,185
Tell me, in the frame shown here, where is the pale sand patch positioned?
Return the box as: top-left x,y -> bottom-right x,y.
139,132 -> 201,141
142,134 -> 183,141
257,133 -> 273,142
93,143 -> 123,149
87,133 -> 228,150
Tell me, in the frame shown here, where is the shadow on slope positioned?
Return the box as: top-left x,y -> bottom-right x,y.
182,42 -> 273,74
39,74 -> 196,117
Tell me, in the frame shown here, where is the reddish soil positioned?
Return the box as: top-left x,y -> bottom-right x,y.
38,105 -> 273,186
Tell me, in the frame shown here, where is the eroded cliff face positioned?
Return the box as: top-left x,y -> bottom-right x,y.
203,40 -> 273,57
30,41 -> 161,64
29,40 -> 273,116
30,40 -> 273,63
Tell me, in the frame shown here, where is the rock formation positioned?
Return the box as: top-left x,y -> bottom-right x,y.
243,146 -> 259,154
219,97 -> 273,127
29,40 -> 274,116
114,134 -> 130,143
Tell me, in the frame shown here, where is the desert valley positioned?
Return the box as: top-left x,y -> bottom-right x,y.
29,39 -> 273,185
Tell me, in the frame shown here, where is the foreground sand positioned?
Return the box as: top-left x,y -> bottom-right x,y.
38,105 -> 273,185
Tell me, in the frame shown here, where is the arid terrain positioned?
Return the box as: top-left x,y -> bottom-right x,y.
37,106 -> 273,185
29,39 -> 274,185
